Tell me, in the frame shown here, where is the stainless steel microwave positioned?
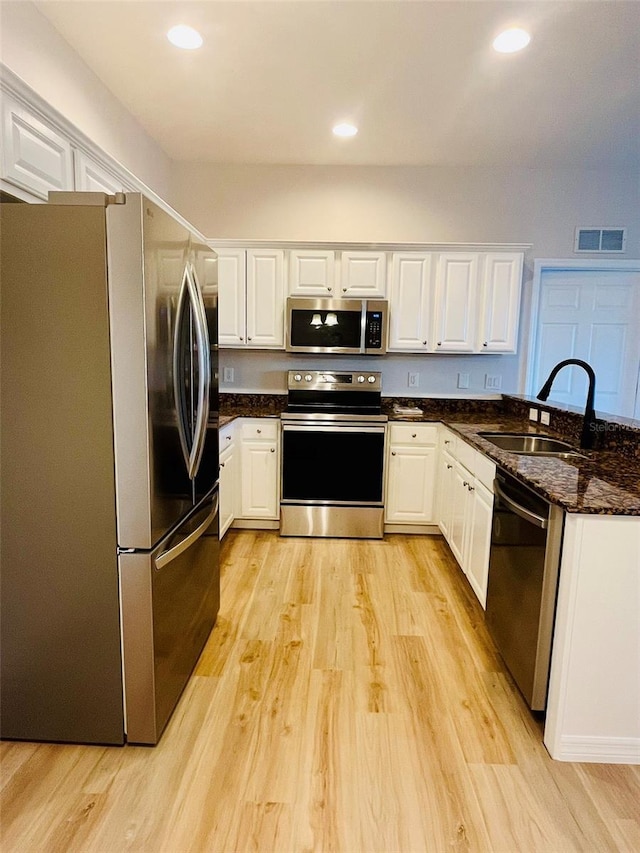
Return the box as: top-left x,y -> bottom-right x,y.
286,297 -> 388,355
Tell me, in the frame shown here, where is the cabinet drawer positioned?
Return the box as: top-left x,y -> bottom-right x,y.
455,438 -> 477,475
474,453 -> 496,491
440,427 -> 458,456
219,425 -> 235,452
388,423 -> 438,446
241,419 -> 279,441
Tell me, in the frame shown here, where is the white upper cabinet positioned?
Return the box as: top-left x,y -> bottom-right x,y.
388,253 -> 433,351
340,251 -> 387,297
73,150 -> 129,194
433,253 -> 479,352
218,249 -> 247,346
288,249 -> 335,296
1,93 -> 73,200
246,249 -> 285,348
479,252 -> 523,352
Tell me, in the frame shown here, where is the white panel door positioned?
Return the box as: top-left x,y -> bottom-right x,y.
217,249 -> 247,346
531,269 -> 640,418
385,445 -> 437,523
480,253 -> 523,352
289,250 -> 335,296
73,150 -> 128,193
246,249 -> 285,348
388,253 -> 432,351
433,253 -> 479,352
1,94 -> 73,199
340,251 -> 387,297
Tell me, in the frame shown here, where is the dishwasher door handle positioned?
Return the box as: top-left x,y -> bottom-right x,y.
493,478 -> 548,529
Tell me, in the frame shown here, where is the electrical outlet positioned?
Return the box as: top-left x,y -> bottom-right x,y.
529,407 -> 539,422
540,411 -> 551,426
457,372 -> 470,389
223,367 -> 234,383
484,374 -> 502,390
408,372 -> 419,388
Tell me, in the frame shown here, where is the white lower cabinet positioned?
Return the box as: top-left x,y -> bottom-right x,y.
238,418 -> 280,519
218,423 -> 237,538
437,426 -> 495,608
385,423 -> 438,525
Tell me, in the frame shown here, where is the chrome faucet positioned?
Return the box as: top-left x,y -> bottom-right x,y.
536,359 -> 597,449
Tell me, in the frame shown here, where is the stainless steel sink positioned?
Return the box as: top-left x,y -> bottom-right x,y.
478,432 -> 586,458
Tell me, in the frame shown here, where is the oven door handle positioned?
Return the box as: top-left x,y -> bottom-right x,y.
493,478 -> 548,529
282,424 -> 386,434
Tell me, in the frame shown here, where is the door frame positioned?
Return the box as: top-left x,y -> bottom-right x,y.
524,258 -> 640,398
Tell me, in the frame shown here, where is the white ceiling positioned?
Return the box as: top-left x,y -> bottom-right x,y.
35,0 -> 640,168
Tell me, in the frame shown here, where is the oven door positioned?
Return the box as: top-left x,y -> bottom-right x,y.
281,422 -> 386,505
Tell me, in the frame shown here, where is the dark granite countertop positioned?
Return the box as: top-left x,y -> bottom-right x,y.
218,394 -> 640,516
445,418 -> 640,517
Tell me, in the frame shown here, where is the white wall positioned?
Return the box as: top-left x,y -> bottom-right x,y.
171,163 -> 640,255
0,1 -> 172,199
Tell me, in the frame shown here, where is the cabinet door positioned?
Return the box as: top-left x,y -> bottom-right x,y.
218,250 -> 247,346
386,445 -> 437,524
479,253 -> 523,352
437,449 -> 456,541
73,150 -> 128,193
219,443 -> 236,537
463,479 -> 494,608
1,94 -> 73,200
289,250 -> 335,296
433,253 -> 479,352
449,462 -> 473,565
240,439 -> 279,518
246,249 -> 285,348
340,251 -> 387,297
388,253 -> 432,351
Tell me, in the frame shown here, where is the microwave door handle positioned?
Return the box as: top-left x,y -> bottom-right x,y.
493,478 -> 548,529
172,271 -> 192,473
360,300 -> 367,354
186,263 -> 210,479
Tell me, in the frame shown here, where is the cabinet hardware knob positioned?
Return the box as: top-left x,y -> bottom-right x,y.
483,342 -> 488,347
270,447 -> 275,452
446,464 -> 452,469
391,451 -> 396,456
423,340 -> 427,345
412,433 -> 416,438
342,287 -> 347,292
226,435 -> 231,441
437,341 -> 442,346
220,462 -> 225,468
328,287 -> 332,291
444,440 -> 451,445
248,337 -> 252,341
468,485 -> 475,491
257,429 -> 262,434
463,480 -> 469,487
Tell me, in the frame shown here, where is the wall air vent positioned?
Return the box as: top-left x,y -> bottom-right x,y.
574,227 -> 626,253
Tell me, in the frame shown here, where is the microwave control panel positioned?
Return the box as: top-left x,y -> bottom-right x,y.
365,311 -> 383,349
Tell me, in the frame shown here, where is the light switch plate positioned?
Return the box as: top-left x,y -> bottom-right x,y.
529,408 -> 539,421
457,372 -> 470,389
540,411 -> 551,426
408,372 -> 419,388
223,367 -> 234,383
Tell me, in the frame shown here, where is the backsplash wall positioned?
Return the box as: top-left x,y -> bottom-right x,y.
219,348 -> 517,398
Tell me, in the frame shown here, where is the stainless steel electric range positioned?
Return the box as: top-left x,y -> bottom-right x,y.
280,370 -> 387,538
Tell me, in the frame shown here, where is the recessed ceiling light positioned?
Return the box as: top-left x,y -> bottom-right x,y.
492,28 -> 531,54
332,123 -> 358,138
167,25 -> 203,50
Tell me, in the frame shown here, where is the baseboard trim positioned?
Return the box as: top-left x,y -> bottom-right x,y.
383,524 -> 441,535
547,735 -> 640,764
231,519 -> 280,530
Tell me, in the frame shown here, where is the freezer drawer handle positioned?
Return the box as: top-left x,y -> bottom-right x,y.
493,478 -> 547,529
155,494 -> 219,570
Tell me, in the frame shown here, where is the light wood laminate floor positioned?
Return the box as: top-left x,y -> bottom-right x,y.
1,531 -> 639,852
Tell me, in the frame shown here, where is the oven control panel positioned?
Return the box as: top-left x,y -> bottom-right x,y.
288,370 -> 381,391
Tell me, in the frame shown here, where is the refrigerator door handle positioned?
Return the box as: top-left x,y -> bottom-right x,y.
188,261 -> 211,480
155,492 -> 218,570
173,269 -> 193,474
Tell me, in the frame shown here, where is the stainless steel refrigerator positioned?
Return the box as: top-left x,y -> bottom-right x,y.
0,192 -> 220,745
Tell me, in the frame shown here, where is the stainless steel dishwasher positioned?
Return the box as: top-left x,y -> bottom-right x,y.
486,469 -> 565,711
